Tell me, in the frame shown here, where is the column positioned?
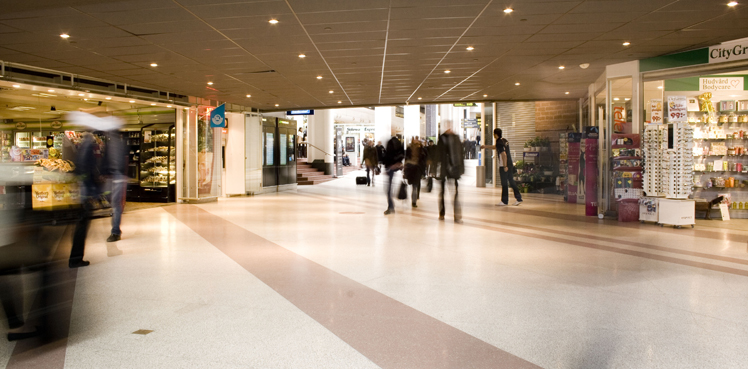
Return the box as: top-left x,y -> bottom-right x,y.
424,105 -> 437,141
439,104 -> 455,133
403,104 -> 420,143
375,106 -> 393,145
308,109 -> 334,174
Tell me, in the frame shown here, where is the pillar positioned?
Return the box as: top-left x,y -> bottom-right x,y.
308,109 -> 334,174
403,104 -> 420,143
375,106 -> 393,145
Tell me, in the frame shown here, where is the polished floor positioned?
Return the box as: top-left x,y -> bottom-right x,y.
2,171 -> 748,369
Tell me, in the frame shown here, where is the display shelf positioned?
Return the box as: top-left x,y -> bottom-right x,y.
612,156 -> 642,160
611,145 -> 637,149
614,167 -> 643,171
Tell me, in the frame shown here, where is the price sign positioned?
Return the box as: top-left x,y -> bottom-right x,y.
650,99 -> 663,124
666,96 -> 687,123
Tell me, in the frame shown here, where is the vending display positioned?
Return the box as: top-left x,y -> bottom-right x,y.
138,124 -> 175,202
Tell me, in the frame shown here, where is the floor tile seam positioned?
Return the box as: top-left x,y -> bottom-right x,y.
163,205 -> 544,369
295,191 -> 748,269
295,192 -> 748,279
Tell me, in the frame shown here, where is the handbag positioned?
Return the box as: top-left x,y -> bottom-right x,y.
397,181 -> 408,200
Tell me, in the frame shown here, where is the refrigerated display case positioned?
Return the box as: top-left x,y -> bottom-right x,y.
0,131 -> 12,162
138,124 -> 175,202
125,130 -> 141,202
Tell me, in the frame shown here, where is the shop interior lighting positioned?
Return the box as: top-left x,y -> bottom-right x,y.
105,97 -> 111,100
269,19 -> 279,24
78,93 -> 85,96
298,54 -> 306,58
48,89 -> 55,92
207,82 -> 213,85
515,82 -> 520,86
504,8 -> 513,13
728,1 -> 738,6
444,70 -> 451,74
657,86 -> 663,89
558,66 -> 565,69
625,98 -> 631,101
614,97 -> 620,101
579,63 -> 590,69
167,105 -> 172,108
466,46 -> 474,51
316,76 -> 323,79
246,94 -> 251,98
12,84 -> 20,88
622,41 -> 631,46
60,33 -> 70,39
150,63 -> 158,67
129,100 -> 135,103
150,103 -> 156,106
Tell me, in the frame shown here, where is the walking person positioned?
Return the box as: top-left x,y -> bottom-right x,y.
363,140 -> 379,187
481,128 -> 523,206
104,130 -> 126,257
375,140 -> 386,173
382,130 -> 404,215
437,129 -> 464,223
404,138 -> 425,207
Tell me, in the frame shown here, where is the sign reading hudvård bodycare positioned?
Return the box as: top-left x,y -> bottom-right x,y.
699,77 -> 744,92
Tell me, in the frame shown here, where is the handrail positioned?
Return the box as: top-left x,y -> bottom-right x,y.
306,142 -> 333,157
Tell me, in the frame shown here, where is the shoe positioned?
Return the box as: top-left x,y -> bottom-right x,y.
7,327 -> 40,342
106,233 -> 121,242
367,183 -> 370,186
438,215 -> 445,220
454,219 -> 463,224
513,201 -> 522,206
384,209 -> 395,215
496,202 -> 508,206
69,260 -> 90,269
412,203 -> 417,208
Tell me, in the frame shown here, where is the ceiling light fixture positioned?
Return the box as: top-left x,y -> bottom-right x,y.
48,89 -> 55,92
316,76 -> 323,79
504,8 -> 513,13
246,94 -> 251,98
150,63 -> 158,67
657,86 -> 663,89
298,54 -> 306,58
565,91 -> 570,95
515,82 -> 520,86
337,101 -> 342,104
728,1 -> 738,6
622,41 -> 631,46
60,33 -> 70,39
444,70 -> 451,73
78,93 -> 85,96
483,94 -> 488,97
105,97 -> 111,100
559,66 -> 565,69
329,90 -> 334,94
207,82 -> 213,85
269,19 -> 279,24
150,103 -> 156,106
625,98 -> 631,101
579,63 -> 590,69
613,97 -> 620,101
418,97 -> 422,100
12,84 -> 20,88
275,104 -> 279,107
466,46 -> 474,51
129,100 -> 135,103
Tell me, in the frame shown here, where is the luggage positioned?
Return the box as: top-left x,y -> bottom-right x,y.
356,176 -> 367,185
398,181 -> 408,199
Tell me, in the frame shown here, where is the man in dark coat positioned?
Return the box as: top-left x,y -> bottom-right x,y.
381,130 -> 404,215
437,129 -> 464,223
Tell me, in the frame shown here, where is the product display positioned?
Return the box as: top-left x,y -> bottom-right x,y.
138,124 -> 176,202
612,133 -> 643,221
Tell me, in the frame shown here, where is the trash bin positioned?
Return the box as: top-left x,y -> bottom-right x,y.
617,199 -> 639,222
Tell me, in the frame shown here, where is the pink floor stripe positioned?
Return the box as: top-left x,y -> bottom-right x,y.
165,205 -> 541,369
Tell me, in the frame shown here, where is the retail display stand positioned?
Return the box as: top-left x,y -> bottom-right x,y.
612,133 -> 642,221
559,133 -> 569,200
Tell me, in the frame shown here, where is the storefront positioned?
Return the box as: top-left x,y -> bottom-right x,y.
587,37 -> 748,224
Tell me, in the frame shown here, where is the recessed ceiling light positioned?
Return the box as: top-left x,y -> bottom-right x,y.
515,82 -> 520,86
207,82 -> 213,85
48,89 -> 55,92
418,97 -> 422,100
167,105 -> 172,108
657,86 -> 663,89
105,97 -> 112,100
78,93 -> 85,96
337,101 -> 342,104
269,19 -> 279,24
622,41 -> 631,46
246,94 -> 251,98
728,1 -> 738,6
11,84 -> 20,88
558,66 -> 565,69
483,94 -> 488,97
316,76 -> 323,79
329,90 -> 334,94
150,63 -> 158,67
565,91 -> 570,95
504,8 -> 513,13
444,70 -> 451,74
150,103 -> 156,106
275,104 -> 279,107
625,98 -> 630,101
298,54 -> 306,58
83,98 -> 88,101
60,33 -> 70,39
466,46 -> 474,51
579,63 -> 590,69
613,97 -> 620,101
129,100 -> 135,103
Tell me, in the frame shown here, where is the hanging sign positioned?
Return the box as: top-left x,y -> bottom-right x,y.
699,77 -> 744,92
51,121 -> 62,129
209,104 -> 226,128
453,103 -> 477,107
649,99 -> 663,124
15,122 -> 26,130
666,96 -> 688,123
286,110 -> 314,115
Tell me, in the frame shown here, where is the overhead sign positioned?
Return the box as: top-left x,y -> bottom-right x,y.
699,77 -> 744,91
709,40 -> 748,64
287,109 -> 314,115
209,104 -> 226,128
453,103 -> 477,107
667,96 -> 688,123
462,118 -> 479,128
15,122 -> 26,130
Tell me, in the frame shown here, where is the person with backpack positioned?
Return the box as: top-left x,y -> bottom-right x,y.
482,128 -> 523,206
382,130 -> 404,215
437,129 -> 464,223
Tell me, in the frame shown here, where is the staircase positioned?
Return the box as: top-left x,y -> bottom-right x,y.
297,158 -> 360,185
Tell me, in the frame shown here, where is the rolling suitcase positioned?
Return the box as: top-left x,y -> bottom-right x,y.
356,176 -> 368,185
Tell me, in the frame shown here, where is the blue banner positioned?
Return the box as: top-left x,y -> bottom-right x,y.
210,104 -> 226,128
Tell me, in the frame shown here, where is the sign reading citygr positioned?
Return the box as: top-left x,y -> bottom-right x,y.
709,40 -> 748,63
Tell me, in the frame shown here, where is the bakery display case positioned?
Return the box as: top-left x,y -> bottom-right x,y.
138,124 -> 175,202
0,131 -> 12,163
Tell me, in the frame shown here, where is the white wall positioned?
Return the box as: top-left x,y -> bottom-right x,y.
245,115 -> 262,193
223,112 -> 245,196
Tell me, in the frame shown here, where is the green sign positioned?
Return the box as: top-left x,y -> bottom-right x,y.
453,103 -> 478,107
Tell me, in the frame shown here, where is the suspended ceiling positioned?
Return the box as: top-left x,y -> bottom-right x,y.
0,0 -> 746,111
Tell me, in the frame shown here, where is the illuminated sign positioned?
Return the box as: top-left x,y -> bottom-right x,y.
287,110 -> 314,115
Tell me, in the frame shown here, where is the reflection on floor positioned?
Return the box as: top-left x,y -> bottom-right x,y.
2,170 -> 748,369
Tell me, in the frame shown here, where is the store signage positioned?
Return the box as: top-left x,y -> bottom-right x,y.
666,96 -> 688,123
462,118 -> 479,128
613,106 -> 626,133
709,41 -> 748,64
719,203 -> 730,221
15,122 -> 26,130
649,99 -> 663,124
287,109 -> 314,115
699,77 -> 744,91
453,103 -> 477,107
51,121 -> 62,129
209,104 -> 226,128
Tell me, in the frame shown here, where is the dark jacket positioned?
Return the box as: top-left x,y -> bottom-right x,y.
363,145 -> 378,169
404,142 -> 426,183
437,132 -> 464,179
382,136 -> 404,169
375,144 -> 386,163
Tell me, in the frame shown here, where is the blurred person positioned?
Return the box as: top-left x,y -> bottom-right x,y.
363,140 -> 379,187
342,152 -> 351,166
404,138 -> 426,207
425,139 -> 437,192
482,128 -> 522,206
382,129 -> 404,215
437,128 -> 464,223
375,141 -> 386,172
104,130 -> 127,253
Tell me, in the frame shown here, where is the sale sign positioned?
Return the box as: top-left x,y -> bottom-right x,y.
649,99 -> 663,124
666,96 -> 688,123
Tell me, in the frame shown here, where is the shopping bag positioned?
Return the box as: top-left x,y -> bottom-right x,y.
397,181 -> 408,200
